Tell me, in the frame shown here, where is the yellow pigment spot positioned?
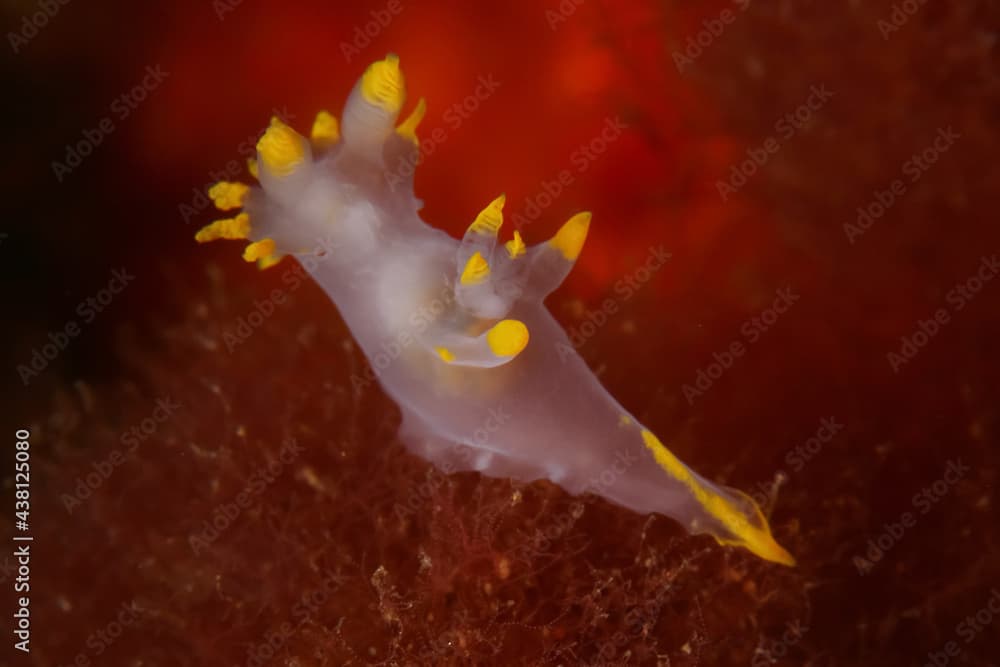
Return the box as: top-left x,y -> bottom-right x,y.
435,347 -> 456,363
310,110 -> 340,148
639,429 -> 795,566
460,252 -> 490,285
396,98 -> 427,145
243,238 -> 276,263
618,414 -> 632,427
247,158 -> 259,179
549,211 -> 591,261
194,213 -> 250,243
486,319 -> 529,358
505,230 -> 526,259
257,116 -> 305,177
208,181 -> 250,211
361,53 -> 404,113
469,194 -> 505,236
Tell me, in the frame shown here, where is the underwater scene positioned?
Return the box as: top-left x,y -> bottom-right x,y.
4,0 -> 999,665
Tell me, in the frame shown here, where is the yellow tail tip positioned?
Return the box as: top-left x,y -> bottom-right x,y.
639,428 -> 796,567
765,541 -> 797,567
729,530 -> 796,567
720,493 -> 797,567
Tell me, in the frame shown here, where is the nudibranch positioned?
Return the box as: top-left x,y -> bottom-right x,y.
195,55 -> 795,566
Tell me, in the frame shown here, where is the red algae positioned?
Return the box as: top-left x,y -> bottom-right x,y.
23,259 -> 809,665
6,1 -> 1000,665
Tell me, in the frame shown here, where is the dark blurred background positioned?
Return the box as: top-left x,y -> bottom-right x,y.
2,1 -> 999,665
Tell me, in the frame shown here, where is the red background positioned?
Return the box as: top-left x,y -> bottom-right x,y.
3,0 -> 999,665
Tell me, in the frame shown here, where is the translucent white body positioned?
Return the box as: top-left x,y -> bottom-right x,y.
200,58 -> 794,566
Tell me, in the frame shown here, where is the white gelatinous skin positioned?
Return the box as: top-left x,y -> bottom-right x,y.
208,58 -> 794,566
